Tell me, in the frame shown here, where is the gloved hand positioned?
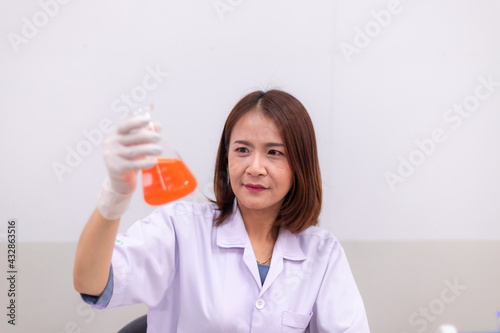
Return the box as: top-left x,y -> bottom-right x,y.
97,114 -> 162,219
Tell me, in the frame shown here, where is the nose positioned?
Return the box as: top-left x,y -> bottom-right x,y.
246,152 -> 267,177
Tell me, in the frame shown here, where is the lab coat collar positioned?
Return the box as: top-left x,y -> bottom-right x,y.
216,199 -> 307,292
216,199 -> 248,248
274,227 -> 307,262
260,217 -> 307,295
216,199 -> 307,260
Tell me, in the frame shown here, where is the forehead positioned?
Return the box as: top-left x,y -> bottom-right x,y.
230,111 -> 283,143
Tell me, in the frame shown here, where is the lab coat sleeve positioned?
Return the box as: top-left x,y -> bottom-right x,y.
80,266 -> 114,309
309,241 -> 370,333
106,207 -> 179,309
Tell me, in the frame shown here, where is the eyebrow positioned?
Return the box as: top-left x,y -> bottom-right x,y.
233,140 -> 284,148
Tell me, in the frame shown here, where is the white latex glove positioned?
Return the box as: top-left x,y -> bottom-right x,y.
97,114 -> 162,219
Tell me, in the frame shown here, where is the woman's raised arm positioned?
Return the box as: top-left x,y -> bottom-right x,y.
73,113 -> 162,295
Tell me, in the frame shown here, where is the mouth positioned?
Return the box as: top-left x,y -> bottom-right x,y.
244,184 -> 267,193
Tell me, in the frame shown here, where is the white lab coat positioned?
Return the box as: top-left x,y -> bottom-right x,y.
101,199 -> 370,332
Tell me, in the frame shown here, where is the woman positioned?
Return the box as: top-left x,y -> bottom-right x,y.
73,90 -> 370,332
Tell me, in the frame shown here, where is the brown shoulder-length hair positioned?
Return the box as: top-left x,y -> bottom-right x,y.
212,89 -> 322,233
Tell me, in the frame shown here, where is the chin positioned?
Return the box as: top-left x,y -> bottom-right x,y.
238,197 -> 281,212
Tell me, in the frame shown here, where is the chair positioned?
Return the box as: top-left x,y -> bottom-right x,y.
117,314 -> 147,333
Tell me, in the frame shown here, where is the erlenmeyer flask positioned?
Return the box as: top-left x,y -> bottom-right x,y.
133,105 -> 197,205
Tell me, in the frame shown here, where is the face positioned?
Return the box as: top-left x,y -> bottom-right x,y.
228,110 -> 294,216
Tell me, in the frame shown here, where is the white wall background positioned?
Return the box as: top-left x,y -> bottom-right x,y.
1,0 -> 499,243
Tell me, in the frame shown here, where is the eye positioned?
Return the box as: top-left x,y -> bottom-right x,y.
235,147 -> 249,153
268,149 -> 284,156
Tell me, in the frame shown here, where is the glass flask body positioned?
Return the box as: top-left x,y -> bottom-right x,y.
134,106 -> 197,205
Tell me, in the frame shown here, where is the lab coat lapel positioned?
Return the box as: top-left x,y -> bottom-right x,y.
216,200 -> 262,289
259,228 -> 307,296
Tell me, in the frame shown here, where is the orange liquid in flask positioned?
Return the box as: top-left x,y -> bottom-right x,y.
142,158 -> 197,205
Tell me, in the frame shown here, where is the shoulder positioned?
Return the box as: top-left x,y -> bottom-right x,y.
144,200 -> 219,227
146,201 -> 218,221
294,225 -> 343,260
299,225 -> 337,240
123,201 -> 219,241
157,200 -> 218,217
297,225 -> 339,245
